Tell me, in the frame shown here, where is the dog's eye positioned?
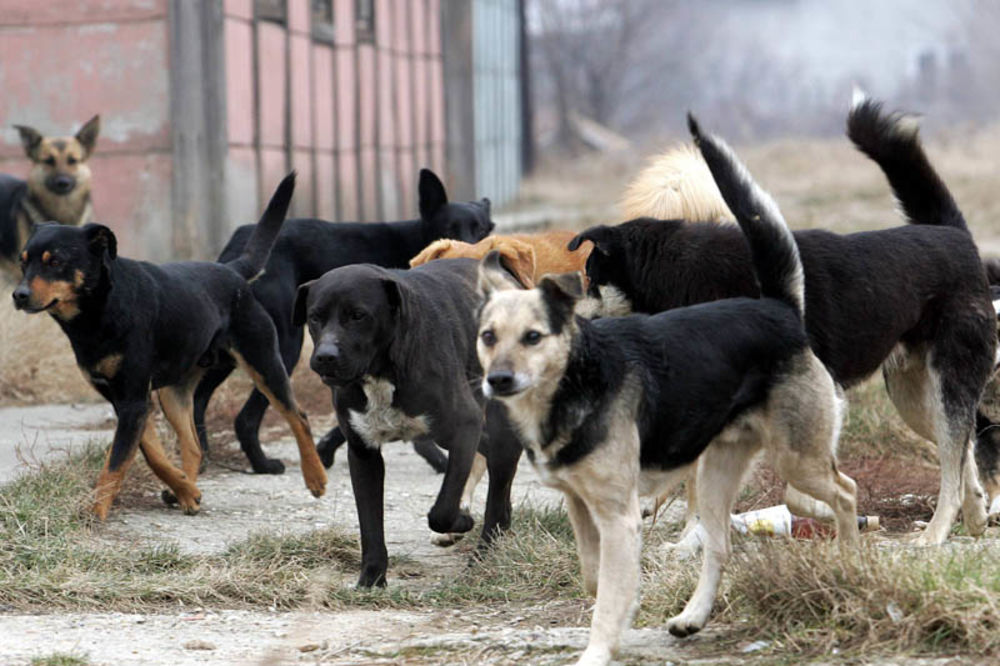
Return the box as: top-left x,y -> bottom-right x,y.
67,156 -> 77,166
349,310 -> 366,322
522,330 -> 543,346
480,330 -> 497,347
307,313 -> 321,328
49,257 -> 61,268
44,157 -> 56,166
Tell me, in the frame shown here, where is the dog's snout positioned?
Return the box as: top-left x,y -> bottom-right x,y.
486,370 -> 516,395
12,285 -> 30,309
311,343 -> 340,369
47,175 -> 76,194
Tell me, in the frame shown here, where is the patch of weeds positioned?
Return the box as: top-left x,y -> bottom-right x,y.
30,653 -> 90,666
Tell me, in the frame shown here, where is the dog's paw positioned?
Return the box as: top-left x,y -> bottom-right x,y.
92,499 -> 112,522
666,613 -> 705,638
252,457 -> 286,475
964,497 -> 989,537
161,489 -> 179,506
302,465 -> 327,498
574,645 -> 613,666
357,566 -> 387,588
431,532 -> 465,548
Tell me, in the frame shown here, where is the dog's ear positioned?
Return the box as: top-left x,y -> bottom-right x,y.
381,276 -> 408,324
568,225 -> 615,255
495,240 -> 536,288
83,223 -> 117,262
480,197 -> 491,216
539,272 -> 584,330
75,115 -> 101,158
14,125 -> 43,160
410,239 -> 453,267
418,169 -> 448,220
478,250 -> 523,299
292,280 -> 316,327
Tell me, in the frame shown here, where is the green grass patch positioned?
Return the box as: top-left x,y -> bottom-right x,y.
29,654 -> 90,666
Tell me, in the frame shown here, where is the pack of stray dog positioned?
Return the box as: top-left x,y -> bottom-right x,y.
7,93 -> 999,666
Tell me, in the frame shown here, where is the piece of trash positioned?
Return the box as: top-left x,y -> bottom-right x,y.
742,640 -> 770,653
298,644 -> 321,653
886,601 -> 903,623
183,640 -> 216,651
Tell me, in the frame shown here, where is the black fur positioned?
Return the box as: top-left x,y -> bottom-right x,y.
192,169 -> 494,475
0,173 -> 29,265
572,100 -> 997,518
297,258 -> 519,587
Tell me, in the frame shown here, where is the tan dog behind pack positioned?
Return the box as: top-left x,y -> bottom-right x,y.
619,143 -> 733,222
0,115 -> 100,273
410,229 -> 589,288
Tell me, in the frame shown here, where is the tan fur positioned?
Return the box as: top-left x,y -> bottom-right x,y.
93,353 -> 123,379
231,351 -> 327,498
15,115 -> 99,227
619,144 -> 734,222
157,381 -> 205,490
412,230 -> 590,289
27,275 -> 80,321
138,419 -> 201,514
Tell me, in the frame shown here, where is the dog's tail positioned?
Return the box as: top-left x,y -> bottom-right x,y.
226,172 -> 296,281
688,114 -> 805,316
846,91 -> 966,232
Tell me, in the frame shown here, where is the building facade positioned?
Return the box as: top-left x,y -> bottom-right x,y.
0,0 -> 523,260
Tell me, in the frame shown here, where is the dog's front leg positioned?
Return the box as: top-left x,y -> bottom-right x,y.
565,490 -> 600,596
93,397 -> 151,520
427,415 -> 480,535
576,492 -> 642,666
346,432 -> 388,587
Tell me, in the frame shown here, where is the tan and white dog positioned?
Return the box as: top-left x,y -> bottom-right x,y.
475,117 -> 859,665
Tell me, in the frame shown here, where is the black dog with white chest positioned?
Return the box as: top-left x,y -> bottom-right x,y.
293,258 -> 519,587
193,169 -> 494,475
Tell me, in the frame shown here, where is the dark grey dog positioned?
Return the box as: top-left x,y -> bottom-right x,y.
293,258 -> 520,587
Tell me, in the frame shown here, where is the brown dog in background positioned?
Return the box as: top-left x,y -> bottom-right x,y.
0,115 -> 100,273
410,229 -> 590,287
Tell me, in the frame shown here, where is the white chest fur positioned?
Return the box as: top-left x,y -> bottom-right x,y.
348,377 -> 430,448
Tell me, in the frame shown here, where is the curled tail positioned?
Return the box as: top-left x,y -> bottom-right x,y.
688,114 -> 805,316
226,172 -> 296,281
847,92 -> 966,231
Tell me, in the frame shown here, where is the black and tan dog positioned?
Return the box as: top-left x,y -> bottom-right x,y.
1,116 -> 100,273
12,173 -> 326,519
571,96 -> 996,546
476,118 -> 859,665
193,169 -> 494,475
293,258 -> 521,587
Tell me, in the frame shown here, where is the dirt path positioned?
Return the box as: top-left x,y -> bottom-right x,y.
0,414 -> 694,666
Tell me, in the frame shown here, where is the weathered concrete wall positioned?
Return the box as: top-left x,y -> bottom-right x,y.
0,0 -> 173,260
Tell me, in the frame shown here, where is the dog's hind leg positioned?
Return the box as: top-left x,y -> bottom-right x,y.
230,301 -> 326,498
138,418 -> 201,514
158,381 -> 204,485
667,438 -> 758,638
192,361 -> 234,455
565,490 -> 601,596
885,344 -> 988,544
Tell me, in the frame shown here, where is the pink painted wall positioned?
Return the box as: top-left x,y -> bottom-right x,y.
0,0 -> 452,258
0,0 -> 172,258
222,0 -> 448,225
